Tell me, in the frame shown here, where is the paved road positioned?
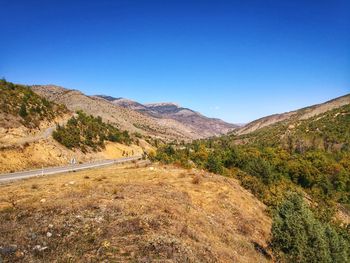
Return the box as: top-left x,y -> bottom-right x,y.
0,156 -> 142,183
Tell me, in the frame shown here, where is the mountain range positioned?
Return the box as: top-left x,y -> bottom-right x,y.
1,80 -> 350,262
1,79 -> 349,173
96,95 -> 238,138
16,84 -> 350,144
30,85 -> 237,140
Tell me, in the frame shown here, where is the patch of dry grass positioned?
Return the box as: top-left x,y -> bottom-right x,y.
0,162 -> 272,262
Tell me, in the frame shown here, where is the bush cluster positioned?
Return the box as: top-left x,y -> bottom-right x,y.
53,111 -> 131,152
272,193 -> 350,262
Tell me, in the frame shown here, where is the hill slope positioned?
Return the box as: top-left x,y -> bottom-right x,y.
0,163 -> 271,262
0,80 -> 68,130
0,81 -> 149,173
97,96 -> 238,138
151,93 -> 350,262
0,80 -> 70,147
236,94 -> 350,136
233,99 -> 350,152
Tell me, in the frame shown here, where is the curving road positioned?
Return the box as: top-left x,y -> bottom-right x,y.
0,156 -> 142,183
0,117 -> 71,147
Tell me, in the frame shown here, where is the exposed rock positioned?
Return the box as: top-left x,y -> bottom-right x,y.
0,245 -> 17,255
33,245 -> 48,252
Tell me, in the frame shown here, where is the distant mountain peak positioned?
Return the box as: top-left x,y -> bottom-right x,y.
113,97 -> 136,103
95,95 -> 121,101
96,95 -> 181,108
96,95 -> 238,136
145,102 -> 180,108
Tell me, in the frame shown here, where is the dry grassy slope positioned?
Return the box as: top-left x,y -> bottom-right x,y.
0,163 -> 271,262
31,85 -> 203,140
0,137 -> 148,173
236,93 -> 350,135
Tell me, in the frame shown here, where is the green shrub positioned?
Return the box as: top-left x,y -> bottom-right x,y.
19,103 -> 28,118
206,152 -> 223,174
271,192 -> 349,263
243,156 -> 276,184
53,111 -> 131,151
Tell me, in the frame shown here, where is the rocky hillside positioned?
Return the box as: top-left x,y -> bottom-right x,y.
236,94 -> 350,135
0,81 -> 150,173
31,85 -> 197,141
97,96 -> 238,138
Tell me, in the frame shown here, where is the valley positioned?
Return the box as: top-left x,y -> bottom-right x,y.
0,79 -> 349,262
3,1 -> 349,262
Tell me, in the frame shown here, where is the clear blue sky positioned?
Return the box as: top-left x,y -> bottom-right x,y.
1,0 -> 349,123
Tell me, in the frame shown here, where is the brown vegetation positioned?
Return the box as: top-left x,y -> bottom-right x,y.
0,163 -> 271,262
